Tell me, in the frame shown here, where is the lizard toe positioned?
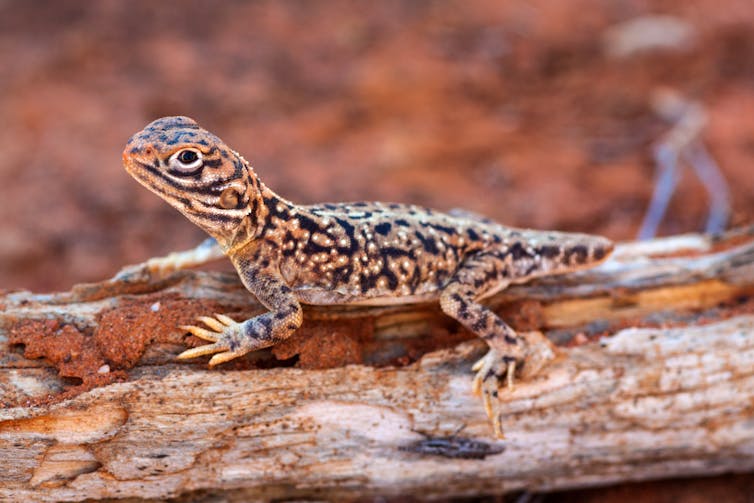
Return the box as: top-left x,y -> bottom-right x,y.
214,313 -> 236,326
180,324 -> 221,342
197,315 -> 227,332
208,350 -> 249,367
177,343 -> 229,360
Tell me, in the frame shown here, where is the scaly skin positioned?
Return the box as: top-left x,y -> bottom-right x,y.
122,116 -> 614,437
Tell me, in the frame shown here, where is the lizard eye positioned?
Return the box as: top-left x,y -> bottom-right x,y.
168,148 -> 203,174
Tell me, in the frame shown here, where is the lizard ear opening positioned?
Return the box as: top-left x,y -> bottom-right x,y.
219,187 -> 241,209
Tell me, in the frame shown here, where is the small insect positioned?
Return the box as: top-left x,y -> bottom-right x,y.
400,428 -> 505,459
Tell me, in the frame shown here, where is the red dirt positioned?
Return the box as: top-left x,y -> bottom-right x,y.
273,318 -> 371,368
6,295 -> 230,405
2,0 -> 754,499
7,319 -> 126,405
93,295 -> 229,368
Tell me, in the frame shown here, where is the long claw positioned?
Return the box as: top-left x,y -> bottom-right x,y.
180,325 -> 220,342
177,344 -> 227,360
471,357 -> 485,372
483,386 -> 505,438
472,374 -> 483,396
492,415 -> 505,439
481,387 -> 494,421
198,316 -> 226,332
208,351 -> 246,367
214,313 -> 236,326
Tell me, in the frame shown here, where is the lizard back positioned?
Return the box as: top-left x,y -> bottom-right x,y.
123,116 -> 613,307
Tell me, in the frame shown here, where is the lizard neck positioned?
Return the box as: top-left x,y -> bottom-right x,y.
221,181 -> 299,256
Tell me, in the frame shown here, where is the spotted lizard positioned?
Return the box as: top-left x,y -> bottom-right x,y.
122,116 -> 614,437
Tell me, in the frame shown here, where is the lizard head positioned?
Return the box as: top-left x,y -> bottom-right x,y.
123,116 -> 261,251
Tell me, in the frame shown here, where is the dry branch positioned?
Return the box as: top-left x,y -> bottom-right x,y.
1,229 -> 754,501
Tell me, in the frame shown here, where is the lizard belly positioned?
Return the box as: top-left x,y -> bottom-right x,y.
293,286 -> 440,306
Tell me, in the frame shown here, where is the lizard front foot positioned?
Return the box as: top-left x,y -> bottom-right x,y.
472,331 -> 556,438
178,314 -> 251,366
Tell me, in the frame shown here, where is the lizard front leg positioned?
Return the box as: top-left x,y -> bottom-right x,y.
178,264 -> 303,367
439,256 -> 555,438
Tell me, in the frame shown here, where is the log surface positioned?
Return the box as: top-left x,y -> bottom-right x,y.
1,230 -> 754,501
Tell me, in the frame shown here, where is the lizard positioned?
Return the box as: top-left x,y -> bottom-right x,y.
121,116 -> 614,437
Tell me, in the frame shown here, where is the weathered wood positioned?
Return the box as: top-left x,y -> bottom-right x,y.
1,230 -> 754,501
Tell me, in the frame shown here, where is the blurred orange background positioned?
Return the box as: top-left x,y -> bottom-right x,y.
3,1 -> 754,293
1,1 -> 753,499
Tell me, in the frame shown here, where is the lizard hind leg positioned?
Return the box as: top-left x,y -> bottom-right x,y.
439,272 -> 555,438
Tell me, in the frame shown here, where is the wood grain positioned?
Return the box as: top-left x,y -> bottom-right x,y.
1,229 -> 753,501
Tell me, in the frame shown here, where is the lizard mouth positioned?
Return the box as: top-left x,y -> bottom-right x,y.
122,157 -> 171,199
123,158 -> 153,182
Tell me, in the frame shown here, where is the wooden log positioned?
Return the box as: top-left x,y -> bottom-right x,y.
1,229 -> 754,501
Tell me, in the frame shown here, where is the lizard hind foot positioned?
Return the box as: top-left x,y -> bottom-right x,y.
471,331 -> 556,438
177,313 -> 247,366
471,350 -> 516,396
471,349 -> 516,439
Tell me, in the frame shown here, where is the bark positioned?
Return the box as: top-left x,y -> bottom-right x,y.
1,229 -> 754,501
